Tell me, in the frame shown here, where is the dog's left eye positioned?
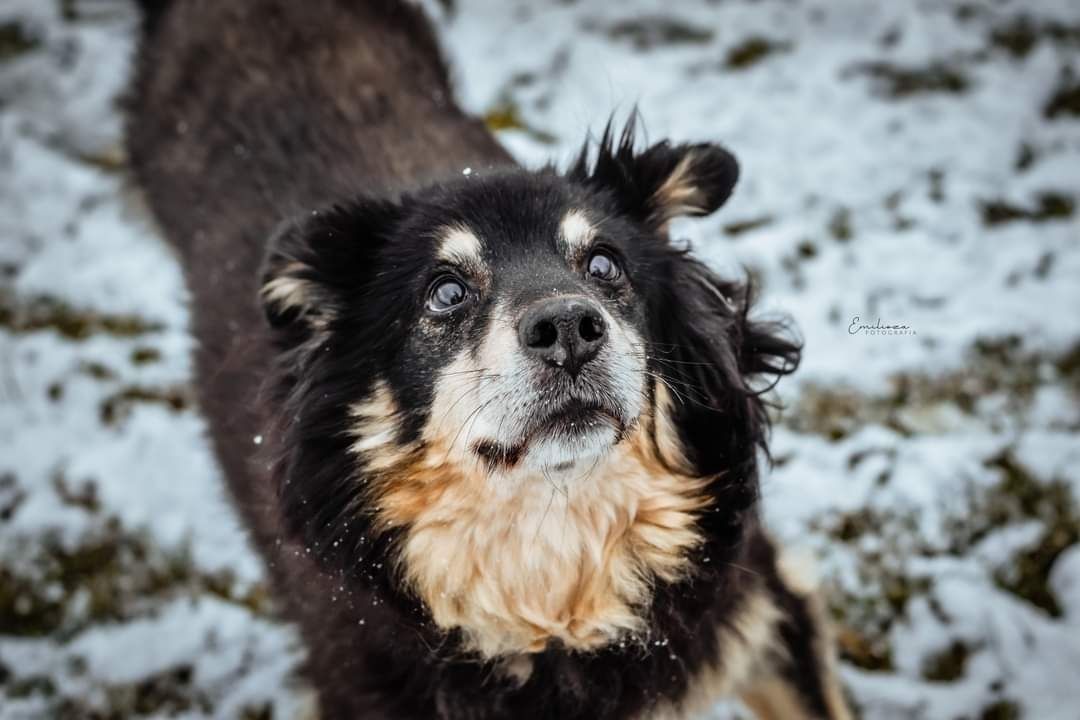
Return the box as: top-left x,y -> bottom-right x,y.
428,276 -> 468,312
587,250 -> 620,282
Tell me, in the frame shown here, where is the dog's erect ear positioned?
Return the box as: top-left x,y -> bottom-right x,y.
259,199 -> 402,344
569,116 -> 739,229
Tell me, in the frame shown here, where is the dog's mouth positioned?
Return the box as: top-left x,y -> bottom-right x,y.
533,399 -> 621,439
473,398 -> 627,471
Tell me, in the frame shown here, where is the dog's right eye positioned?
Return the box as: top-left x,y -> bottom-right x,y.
427,276 -> 468,312
587,250 -> 621,283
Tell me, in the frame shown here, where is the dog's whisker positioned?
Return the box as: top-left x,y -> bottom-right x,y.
441,368 -> 497,378
454,390 -> 508,458
532,478 -> 559,545
443,392 -> 498,463
643,370 -> 699,409
635,353 -> 719,369
723,562 -> 762,578
434,380 -> 489,432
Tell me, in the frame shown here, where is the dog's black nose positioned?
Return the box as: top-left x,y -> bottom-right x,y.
518,296 -> 607,377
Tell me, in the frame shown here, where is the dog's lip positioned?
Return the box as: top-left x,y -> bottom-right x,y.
529,399 -> 620,438
472,398 -> 624,469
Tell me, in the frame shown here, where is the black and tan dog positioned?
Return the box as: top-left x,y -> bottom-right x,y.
127,1 -> 851,718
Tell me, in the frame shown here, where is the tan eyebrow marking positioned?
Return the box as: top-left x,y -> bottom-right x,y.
436,224 -> 484,266
559,210 -> 596,256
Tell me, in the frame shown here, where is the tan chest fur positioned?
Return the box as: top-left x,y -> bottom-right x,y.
350,384 -> 707,658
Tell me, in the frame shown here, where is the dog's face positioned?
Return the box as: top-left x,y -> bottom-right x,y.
260,125 -> 800,657
373,180 -> 652,476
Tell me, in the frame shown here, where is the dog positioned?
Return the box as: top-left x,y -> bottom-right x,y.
126,1 -> 852,718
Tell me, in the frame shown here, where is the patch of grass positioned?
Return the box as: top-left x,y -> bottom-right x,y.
977,452 -> 1079,616
240,703 -> 275,720
924,447 -> 1080,617
820,508 -> 893,544
778,253 -> 806,291
1033,251 -> 1054,279
928,168 -> 945,203
0,523 -> 271,639
483,98 -> 557,145
74,146 -> 127,174
788,385 -> 864,442
795,240 -> 818,260
48,665 -> 213,718
980,192 -> 1074,225
47,382 -> 64,402
0,656 -> 215,715
57,0 -> 131,24
0,473 -> 24,522
78,360 -> 116,381
989,15 -> 1080,60
995,520 -> 1076,617
980,699 -> 1021,720
0,21 -> 40,62
878,26 -> 901,49
954,4 -> 984,23
99,385 -> 192,426
0,292 -> 162,341
6,674 -> 57,699
1044,72 -> 1080,119
722,216 -> 775,237
814,507 -> 933,671
833,567 -> 932,671
847,61 -> 970,98
787,335 -> 1055,441
130,347 -> 162,365
59,0 -> 78,22
990,16 -> 1040,59
921,640 -> 974,682
1055,341 -> 1080,393
833,621 -> 894,672
818,444 -> 1080,674
846,447 -> 897,472
585,16 -> 713,52
1014,142 -> 1037,172
53,471 -> 101,514
827,207 -> 852,242
883,191 -> 903,212
724,37 -> 792,70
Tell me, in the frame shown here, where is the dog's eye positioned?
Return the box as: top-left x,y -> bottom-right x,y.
428,276 -> 468,312
587,250 -> 620,282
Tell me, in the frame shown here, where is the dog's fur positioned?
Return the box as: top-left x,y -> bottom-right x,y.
126,1 -> 852,718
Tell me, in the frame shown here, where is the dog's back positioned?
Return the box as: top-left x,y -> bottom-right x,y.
127,0 -> 510,540
130,0 -> 508,238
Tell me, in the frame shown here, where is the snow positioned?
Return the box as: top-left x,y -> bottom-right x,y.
2,0 -> 1079,717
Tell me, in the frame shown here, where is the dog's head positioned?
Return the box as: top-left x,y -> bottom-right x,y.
260,121 -> 800,658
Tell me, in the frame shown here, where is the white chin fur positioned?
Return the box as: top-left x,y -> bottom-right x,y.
521,425 -> 618,470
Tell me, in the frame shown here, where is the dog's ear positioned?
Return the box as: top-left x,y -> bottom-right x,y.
259,198 -> 402,346
651,256 -> 800,483
259,198 -> 405,570
569,117 -> 739,229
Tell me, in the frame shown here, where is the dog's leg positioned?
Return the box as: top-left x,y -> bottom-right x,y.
738,545 -> 853,720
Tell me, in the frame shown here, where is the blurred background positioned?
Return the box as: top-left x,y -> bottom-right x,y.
2,0 -> 1079,717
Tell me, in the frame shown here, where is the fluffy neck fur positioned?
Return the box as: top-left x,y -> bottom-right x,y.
350,386 -> 710,658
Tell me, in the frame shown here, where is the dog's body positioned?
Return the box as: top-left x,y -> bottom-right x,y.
127,1 -> 851,718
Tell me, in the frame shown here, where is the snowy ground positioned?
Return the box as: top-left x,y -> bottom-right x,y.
2,0 -> 1079,718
